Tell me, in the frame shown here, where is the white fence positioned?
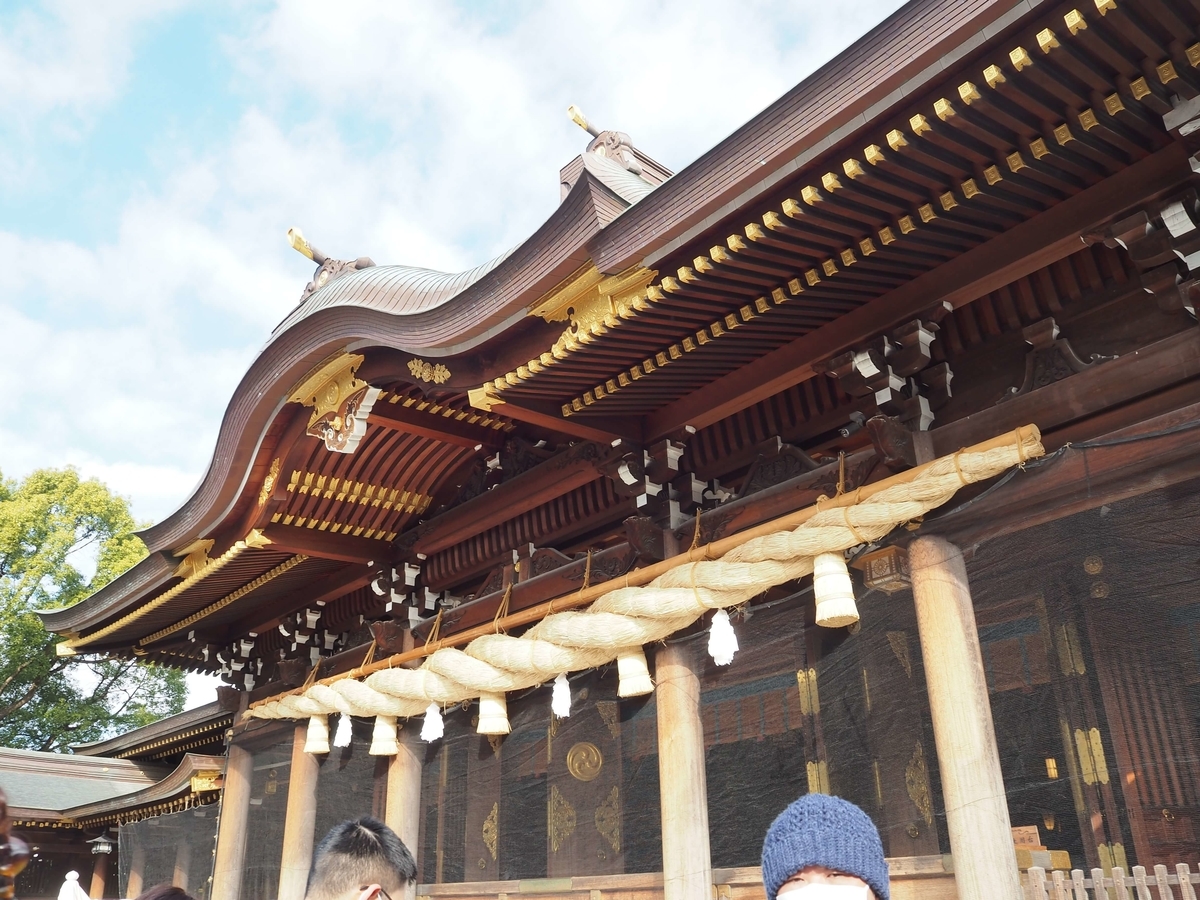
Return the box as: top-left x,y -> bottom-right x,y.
1027,864 -> 1200,900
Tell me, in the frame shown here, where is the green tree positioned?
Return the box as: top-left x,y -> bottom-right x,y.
0,468 -> 186,751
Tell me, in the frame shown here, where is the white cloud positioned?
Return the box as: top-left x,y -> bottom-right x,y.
2,0 -> 907,529
0,0 -> 192,119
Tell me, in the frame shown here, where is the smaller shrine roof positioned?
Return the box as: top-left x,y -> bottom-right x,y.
0,749 -> 167,816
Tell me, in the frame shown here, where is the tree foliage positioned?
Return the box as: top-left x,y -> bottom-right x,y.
0,468 -> 186,751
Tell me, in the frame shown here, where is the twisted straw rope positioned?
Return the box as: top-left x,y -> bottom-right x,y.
250,434 -> 1040,723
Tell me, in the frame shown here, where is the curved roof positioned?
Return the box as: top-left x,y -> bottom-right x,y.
274,250 -> 514,337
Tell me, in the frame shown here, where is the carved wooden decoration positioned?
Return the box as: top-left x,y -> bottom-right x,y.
1002,318 -> 1107,400
820,312 -> 952,433
288,353 -> 380,453
740,444 -> 820,498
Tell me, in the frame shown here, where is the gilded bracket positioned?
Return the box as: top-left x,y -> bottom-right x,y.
288,353 -> 381,453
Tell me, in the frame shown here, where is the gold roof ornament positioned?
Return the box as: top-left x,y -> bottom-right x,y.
288,352 -> 381,454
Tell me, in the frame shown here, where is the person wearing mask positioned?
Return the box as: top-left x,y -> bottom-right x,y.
304,817 -> 416,900
760,794 -> 890,900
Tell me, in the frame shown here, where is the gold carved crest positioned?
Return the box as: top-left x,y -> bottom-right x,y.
906,742 -> 933,826
407,358 -> 451,385
548,785 -> 577,852
595,785 -> 621,853
482,802 -> 498,860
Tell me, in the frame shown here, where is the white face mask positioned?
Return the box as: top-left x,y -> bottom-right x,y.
777,883 -> 872,899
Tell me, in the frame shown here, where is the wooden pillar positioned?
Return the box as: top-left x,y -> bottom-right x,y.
909,536 -> 1022,900
277,724 -> 321,900
89,851 -> 109,899
655,642 -> 712,900
385,727 -> 423,900
173,838 -> 191,891
211,742 -> 253,900
126,845 -> 145,899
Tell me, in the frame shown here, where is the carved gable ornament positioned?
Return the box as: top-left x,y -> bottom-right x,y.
288,353 -> 380,453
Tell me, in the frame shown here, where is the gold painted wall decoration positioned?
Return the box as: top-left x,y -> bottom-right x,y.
482,802 -> 498,861
594,786 -> 621,853
548,785 -> 577,852
258,458 -> 281,507
596,701 -> 620,740
407,358 -> 451,385
797,669 -> 821,716
566,742 -> 603,782
887,631 -> 913,678
906,742 -> 934,826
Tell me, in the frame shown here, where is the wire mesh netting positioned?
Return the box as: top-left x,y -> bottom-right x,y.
238,735 -> 292,900
312,724 -> 388,846
416,665 -> 661,884
956,472 -> 1200,873
13,845 -> 97,900
211,471 -> 1200,891
118,805 -> 218,899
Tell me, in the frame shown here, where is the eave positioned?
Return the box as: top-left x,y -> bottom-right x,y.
71,698 -> 235,760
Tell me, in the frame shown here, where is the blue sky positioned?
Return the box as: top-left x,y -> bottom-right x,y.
1,1 -> 906,701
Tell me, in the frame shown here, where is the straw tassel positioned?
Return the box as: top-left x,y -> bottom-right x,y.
813,552 -> 859,628
477,692 -> 511,735
305,715 -> 330,754
617,647 -> 654,697
369,715 -> 399,755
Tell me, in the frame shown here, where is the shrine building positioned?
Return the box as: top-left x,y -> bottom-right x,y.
21,0 -> 1200,897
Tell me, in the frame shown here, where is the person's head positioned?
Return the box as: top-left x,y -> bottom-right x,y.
304,817 -> 416,900
133,885 -> 195,900
761,794 -> 889,900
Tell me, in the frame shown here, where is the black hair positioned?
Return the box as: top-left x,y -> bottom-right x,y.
304,817 -> 416,900
133,885 -> 195,900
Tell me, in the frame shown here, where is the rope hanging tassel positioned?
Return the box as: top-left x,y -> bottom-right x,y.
812,552 -> 859,628
369,715 -> 399,756
708,609 -> 739,666
551,673 -> 571,718
248,427 -> 1044,737
420,703 -> 444,741
332,712 -> 353,749
305,714 -> 330,754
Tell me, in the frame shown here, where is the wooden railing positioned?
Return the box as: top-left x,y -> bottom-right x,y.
1026,864 -> 1200,900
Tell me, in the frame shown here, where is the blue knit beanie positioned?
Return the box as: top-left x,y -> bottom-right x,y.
761,794 -> 889,900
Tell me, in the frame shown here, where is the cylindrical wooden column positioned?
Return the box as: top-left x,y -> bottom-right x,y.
278,724 -> 321,900
910,535 -> 1021,900
385,727 -> 423,900
89,850 -> 109,899
211,742 -> 254,900
655,642 -> 712,900
173,838 -> 191,890
125,845 -> 145,899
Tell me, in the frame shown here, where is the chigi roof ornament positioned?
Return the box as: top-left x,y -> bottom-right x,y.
559,104 -> 672,201
567,104 -> 644,175
285,226 -> 376,308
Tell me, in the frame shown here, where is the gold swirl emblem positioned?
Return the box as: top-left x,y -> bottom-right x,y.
566,741 -> 603,782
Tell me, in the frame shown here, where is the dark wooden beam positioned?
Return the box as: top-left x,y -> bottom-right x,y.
926,398 -> 1200,547
645,143 -> 1191,440
260,525 -> 390,564
230,564 -> 373,638
413,441 -> 627,557
929,327 -> 1200,457
368,401 -> 505,450
484,395 -> 639,444
415,543 -> 639,641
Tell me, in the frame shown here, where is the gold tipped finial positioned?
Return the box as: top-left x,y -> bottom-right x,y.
287,227 -> 314,260
567,104 -> 601,137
